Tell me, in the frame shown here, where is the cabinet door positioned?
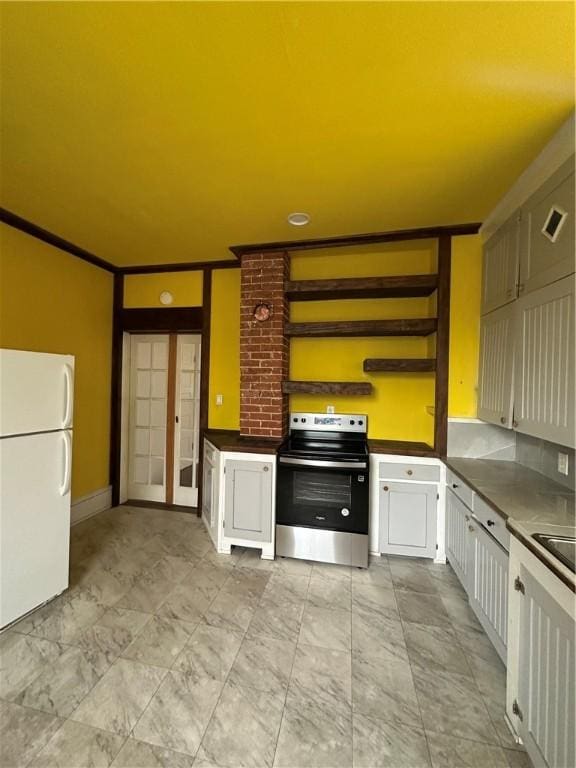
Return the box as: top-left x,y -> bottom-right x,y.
445,489 -> 471,589
467,523 -> 508,663
514,275 -> 575,448
516,568 -> 575,768
202,459 -> 214,526
482,214 -> 520,314
379,482 -> 437,559
477,303 -> 515,428
224,460 -> 272,542
519,158 -> 575,296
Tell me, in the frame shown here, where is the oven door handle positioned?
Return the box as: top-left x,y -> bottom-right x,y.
278,457 -> 367,469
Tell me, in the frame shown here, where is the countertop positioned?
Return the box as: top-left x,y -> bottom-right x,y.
203,430 -> 282,454
445,457 -> 575,590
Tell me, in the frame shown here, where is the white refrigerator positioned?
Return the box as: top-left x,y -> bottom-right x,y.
0,349 -> 74,629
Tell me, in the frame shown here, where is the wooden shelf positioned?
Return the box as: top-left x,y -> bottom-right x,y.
285,274 -> 438,302
363,358 -> 436,372
285,319 -> 437,337
282,381 -> 373,395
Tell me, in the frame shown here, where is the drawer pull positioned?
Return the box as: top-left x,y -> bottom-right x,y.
487,519 -> 495,527
407,469 -> 413,476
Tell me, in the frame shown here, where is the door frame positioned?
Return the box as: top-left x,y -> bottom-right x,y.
111,275 -> 211,512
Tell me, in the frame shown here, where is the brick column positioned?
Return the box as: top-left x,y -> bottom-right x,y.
240,251 -> 289,438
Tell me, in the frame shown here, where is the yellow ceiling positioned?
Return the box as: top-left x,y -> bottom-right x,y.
0,1 -> 574,267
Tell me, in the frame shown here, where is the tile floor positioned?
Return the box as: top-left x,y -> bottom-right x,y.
0,505 -> 532,768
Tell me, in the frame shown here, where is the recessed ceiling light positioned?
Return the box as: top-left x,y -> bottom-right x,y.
288,212 -> 310,226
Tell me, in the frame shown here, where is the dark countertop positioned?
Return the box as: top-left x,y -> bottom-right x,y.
445,457 -> 575,591
368,439 -> 437,457
203,430 -> 282,454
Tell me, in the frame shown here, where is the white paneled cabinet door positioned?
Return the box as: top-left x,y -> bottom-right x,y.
224,460 -> 272,542
467,523 -> 508,663
173,335 -> 201,506
477,302 -> 515,428
519,158 -> 575,296
445,489 -> 470,589
514,274 -> 575,448
128,335 -> 169,501
516,568 -> 575,768
379,482 -> 437,559
482,213 -> 520,314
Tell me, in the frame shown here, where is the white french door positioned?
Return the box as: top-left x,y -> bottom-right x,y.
173,334 -> 201,506
127,333 -> 201,507
128,335 -> 169,502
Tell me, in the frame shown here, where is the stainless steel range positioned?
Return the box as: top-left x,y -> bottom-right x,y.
276,412 -> 369,568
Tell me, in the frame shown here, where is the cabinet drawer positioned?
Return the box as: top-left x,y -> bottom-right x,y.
473,496 -> 509,552
378,462 -> 440,482
446,469 -> 474,509
204,440 -> 218,464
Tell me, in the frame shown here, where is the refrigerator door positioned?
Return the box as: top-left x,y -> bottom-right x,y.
0,349 -> 75,437
0,429 -> 71,628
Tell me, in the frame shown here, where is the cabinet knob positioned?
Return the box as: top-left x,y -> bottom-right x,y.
452,483 -> 458,489
263,466 -> 269,472
465,515 -> 470,522
383,486 -> 389,491
468,525 -> 475,532
406,469 -> 413,476
500,416 -> 506,425
487,519 -> 495,527
512,420 -> 518,428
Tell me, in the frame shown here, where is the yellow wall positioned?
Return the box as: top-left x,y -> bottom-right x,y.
209,269 -> 241,429
0,224 -> 113,500
289,237 -> 482,443
124,271 -> 203,307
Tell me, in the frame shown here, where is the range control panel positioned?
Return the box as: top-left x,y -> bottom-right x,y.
289,412 -> 368,433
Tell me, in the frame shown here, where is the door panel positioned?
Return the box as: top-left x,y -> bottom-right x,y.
477,303 -> 515,428
379,481 -> 437,558
173,335 -> 201,506
128,334 -> 169,502
482,214 -> 520,314
224,460 -> 272,542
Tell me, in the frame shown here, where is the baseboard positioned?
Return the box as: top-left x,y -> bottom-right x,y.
71,486 -> 112,526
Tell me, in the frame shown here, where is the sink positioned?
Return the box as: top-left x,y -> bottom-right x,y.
532,534 -> 575,573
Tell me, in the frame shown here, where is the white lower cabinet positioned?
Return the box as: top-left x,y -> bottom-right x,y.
445,488 -> 471,588
467,520 -> 509,663
507,537 -> 575,768
201,439 -> 275,559
379,481 -> 437,559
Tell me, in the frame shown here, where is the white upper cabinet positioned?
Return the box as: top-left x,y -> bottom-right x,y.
481,214 -> 520,314
514,274 -> 575,448
518,157 -> 575,296
477,302 -> 515,428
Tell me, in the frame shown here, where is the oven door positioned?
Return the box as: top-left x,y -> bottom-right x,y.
276,457 -> 369,534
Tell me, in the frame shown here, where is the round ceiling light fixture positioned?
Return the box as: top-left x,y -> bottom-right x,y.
287,212 -> 310,226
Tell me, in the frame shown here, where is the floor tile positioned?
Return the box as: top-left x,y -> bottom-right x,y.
31,593 -> 106,644
158,583 -> 218,622
390,561 -> 439,595
311,563 -> 351,582
196,680 -> 285,767
351,583 -> 399,621
396,591 -> 451,627
202,591 -> 258,634
229,634 -> 296,695
351,563 -> 393,589
426,731 -> 509,767
74,609 -> 151,671
299,605 -> 351,651
274,557 -> 314,578
121,616 -> 197,668
0,700 -> 63,768
352,653 -> 421,727
222,567 -> 271,600
111,738 -> 195,767
413,665 -> 500,745
132,671 -> 223,757
290,643 -> 351,706
486,703 -> 527,753
71,658 -> 167,736
353,713 -> 431,767
248,598 -> 305,643
440,595 -> 483,632
114,570 -> 174,614
274,687 -> 352,768
404,621 -> 472,676
307,572 -> 351,611
173,624 -> 243,683
17,645 -> 106,717
184,562 -> 235,591
236,549 -> 276,571
261,573 -> 310,604
0,632 -> 64,701
29,720 -> 125,767
351,609 -> 408,663
504,748 -> 533,767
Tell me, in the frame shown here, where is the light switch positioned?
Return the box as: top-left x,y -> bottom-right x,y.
216,394 -> 223,406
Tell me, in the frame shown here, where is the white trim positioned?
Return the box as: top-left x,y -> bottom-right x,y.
481,113 -> 575,242
448,417 -> 484,424
71,486 -> 112,525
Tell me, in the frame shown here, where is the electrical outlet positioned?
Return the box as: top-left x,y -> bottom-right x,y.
557,452 -> 569,476
216,394 -> 223,406
326,405 -> 335,414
